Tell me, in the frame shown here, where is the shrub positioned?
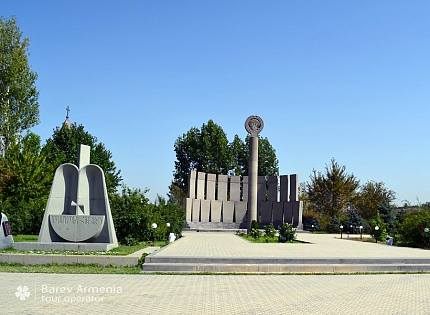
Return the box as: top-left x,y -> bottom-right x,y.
249,228 -> 262,239
110,188 -> 184,244
343,207 -> 366,234
250,220 -> 259,230
369,212 -> 387,242
264,224 -> 276,238
397,210 -> 430,249
303,209 -> 321,231
327,216 -> 341,233
279,223 -> 296,242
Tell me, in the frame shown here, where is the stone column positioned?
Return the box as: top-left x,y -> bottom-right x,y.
245,116 -> 264,228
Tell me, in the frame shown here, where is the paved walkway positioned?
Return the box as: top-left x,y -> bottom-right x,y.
154,232 -> 430,258
1,273 -> 429,314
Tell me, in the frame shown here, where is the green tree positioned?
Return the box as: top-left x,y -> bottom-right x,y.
243,135 -> 279,176
306,159 -> 359,218
42,123 -> 122,194
354,181 -> 396,221
171,120 -> 279,202
172,120 -> 231,192
0,133 -> 53,234
0,17 -> 39,149
229,135 -> 247,176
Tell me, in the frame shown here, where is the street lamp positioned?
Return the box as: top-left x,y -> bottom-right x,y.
311,224 -> 314,232
340,225 -> 344,239
359,225 -> 363,240
374,226 -> 380,243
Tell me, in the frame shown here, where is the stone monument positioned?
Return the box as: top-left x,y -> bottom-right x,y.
185,116 -> 303,231
0,213 -> 14,249
14,144 -> 118,251
245,115 -> 264,227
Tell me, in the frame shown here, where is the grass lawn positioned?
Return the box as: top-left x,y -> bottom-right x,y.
0,263 -> 141,274
0,240 -> 167,256
13,234 -> 38,242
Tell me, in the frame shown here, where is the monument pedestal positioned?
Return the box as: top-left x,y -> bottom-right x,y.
13,242 -> 117,252
0,213 -> 14,249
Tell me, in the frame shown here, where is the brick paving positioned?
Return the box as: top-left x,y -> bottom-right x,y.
154,231 -> 430,258
1,273 -> 429,314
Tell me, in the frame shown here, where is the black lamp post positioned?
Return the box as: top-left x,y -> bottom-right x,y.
340,225 -> 344,239
374,226 -> 380,243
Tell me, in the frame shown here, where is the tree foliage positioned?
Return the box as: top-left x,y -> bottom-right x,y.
0,17 -> 39,148
306,159 -> 359,218
172,120 -> 279,197
42,123 -> 122,194
110,187 -> 184,245
0,133 -> 53,234
354,181 -> 396,220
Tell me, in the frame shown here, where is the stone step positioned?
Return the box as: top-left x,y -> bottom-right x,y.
145,256 -> 430,265
186,222 -> 243,231
141,263 -> 430,274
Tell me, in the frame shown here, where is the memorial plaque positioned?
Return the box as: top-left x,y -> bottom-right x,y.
234,201 -> 248,226
188,171 -> 197,199
210,200 -> 222,222
272,202 -> 283,228
267,176 -> 278,201
206,173 -> 216,200
2,221 -> 11,237
222,201 -> 234,223
196,172 -> 206,199
259,201 -> 273,225
185,198 -> 193,222
230,176 -> 241,201
200,200 -> 211,223
217,175 -> 228,201
257,176 -> 266,201
280,175 -> 289,202
242,176 -> 248,202
192,199 -> 201,222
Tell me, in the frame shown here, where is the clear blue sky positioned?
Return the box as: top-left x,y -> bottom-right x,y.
2,1 -> 430,204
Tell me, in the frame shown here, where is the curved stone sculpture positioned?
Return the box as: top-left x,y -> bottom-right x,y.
38,145 -> 118,246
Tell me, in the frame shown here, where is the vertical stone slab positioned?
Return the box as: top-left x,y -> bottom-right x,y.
185,198 -> 193,223
259,201 -> 273,225
272,202 -> 283,228
79,144 -> 91,169
206,173 -> 216,200
280,175 -> 289,202
200,200 -> 211,223
192,199 -> 201,222
291,201 -> 301,227
298,201 -> 304,229
267,176 -> 278,201
242,176 -> 248,202
230,176 -> 241,201
210,200 -> 222,223
234,201 -> 248,227
284,201 -> 293,225
222,201 -> 234,223
289,174 -> 298,202
257,176 -> 266,201
196,172 -> 206,199
188,171 -> 197,199
217,175 -> 228,201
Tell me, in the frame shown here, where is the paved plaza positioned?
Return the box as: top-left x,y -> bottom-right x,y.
1,273 -> 429,314
154,231 -> 430,258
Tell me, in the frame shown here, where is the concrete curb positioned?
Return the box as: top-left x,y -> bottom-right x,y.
0,253 -> 138,267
